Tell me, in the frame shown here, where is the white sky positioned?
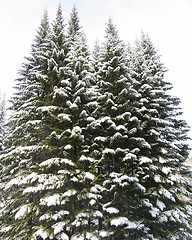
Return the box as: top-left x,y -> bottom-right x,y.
0,0 -> 192,149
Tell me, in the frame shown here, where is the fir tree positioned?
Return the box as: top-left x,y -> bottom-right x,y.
67,5 -> 81,43
0,6 -> 99,240
0,6 -> 191,240
0,10 -> 56,239
123,32 -> 192,239
91,19 -> 145,239
0,93 -> 5,152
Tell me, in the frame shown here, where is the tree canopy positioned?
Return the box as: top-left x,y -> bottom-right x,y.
0,5 -> 191,240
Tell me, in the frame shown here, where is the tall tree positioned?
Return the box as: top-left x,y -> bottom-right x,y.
41,6 -> 102,239
122,32 -> 192,239
0,10 -> 55,239
0,92 -> 5,152
67,5 -> 81,43
91,19 -> 146,239
0,6 -> 100,240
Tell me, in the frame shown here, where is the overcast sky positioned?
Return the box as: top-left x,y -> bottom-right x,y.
0,0 -> 192,149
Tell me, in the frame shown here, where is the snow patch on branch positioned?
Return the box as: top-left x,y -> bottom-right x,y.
32,229 -> 49,240
15,204 -> 30,220
139,156 -> 152,165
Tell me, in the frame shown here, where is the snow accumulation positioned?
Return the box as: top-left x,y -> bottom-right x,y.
6,171 -> 49,189
149,207 -> 160,218
71,176 -> 79,182
80,110 -> 88,118
82,172 -> 95,181
162,167 -> 172,175
39,210 -> 70,221
70,102 -> 78,110
159,188 -> 176,202
94,136 -> 107,142
110,172 -> 139,184
26,120 -> 41,125
40,158 -> 75,167
58,113 -> 71,122
63,189 -> 77,198
23,174 -> 63,194
111,217 -> 143,230
139,157 -> 152,165
0,145 -> 40,160
99,231 -> 109,238
111,217 -> 132,228
123,153 -> 137,161
37,106 -> 58,112
142,199 -> 153,208
87,101 -> 98,108
110,132 -> 122,142
0,226 -> 11,233
103,148 -> 115,155
159,157 -> 167,164
32,229 -> 49,240
72,217 -> 89,228
89,199 -> 96,206
154,175 -> 161,183
90,184 -> 106,193
40,158 -> 60,167
134,182 -> 146,192
86,192 -> 100,201
71,126 -> 82,136
150,129 -> 160,136
79,155 -> 95,162
58,233 -> 69,240
156,200 -> 166,211
136,138 -> 151,148
61,79 -> 70,87
64,144 -> 72,150
15,205 -> 30,220
129,128 -> 137,135
61,158 -> 75,166
52,222 -> 66,235
93,210 -> 103,218
40,194 -> 61,206
71,233 -> 98,240
104,207 -> 119,214
54,87 -> 68,98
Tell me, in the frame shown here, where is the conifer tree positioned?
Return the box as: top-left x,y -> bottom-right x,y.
67,5 -> 81,43
0,93 -> 5,152
43,6 -> 102,239
123,32 -> 192,239
0,9 -> 58,239
0,6 -> 191,240
0,6 -> 100,240
91,19 -> 147,239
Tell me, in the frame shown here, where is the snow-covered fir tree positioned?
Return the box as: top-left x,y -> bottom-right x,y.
0,6 -> 191,240
0,9 -> 54,239
38,6 -> 102,239
124,32 -> 192,239
0,93 -> 5,152
91,19 -> 149,239
0,5 -> 101,240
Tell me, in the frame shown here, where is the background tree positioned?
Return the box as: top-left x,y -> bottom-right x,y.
91,19 -> 147,239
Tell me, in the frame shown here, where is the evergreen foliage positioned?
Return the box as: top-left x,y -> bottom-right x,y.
0,5 -> 191,240
0,92 -> 5,152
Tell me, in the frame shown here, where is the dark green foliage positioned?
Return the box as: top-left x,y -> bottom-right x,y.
0,93 -> 5,152
0,6 -> 191,240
